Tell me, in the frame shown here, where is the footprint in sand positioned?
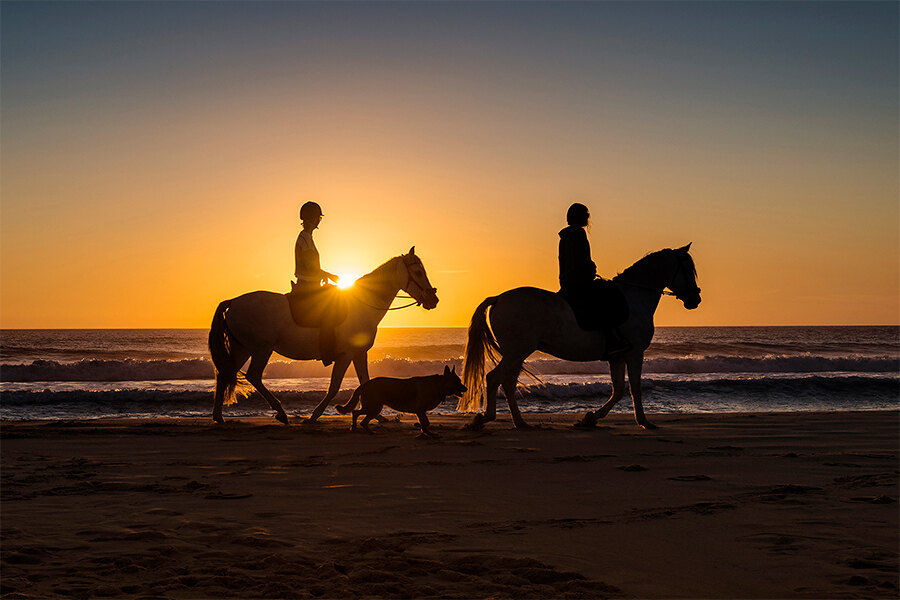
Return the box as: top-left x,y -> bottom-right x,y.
668,474 -> 712,481
146,508 -> 183,516
617,464 -> 648,472
848,495 -> 896,504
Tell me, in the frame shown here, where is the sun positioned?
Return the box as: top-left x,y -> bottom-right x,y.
335,271 -> 360,289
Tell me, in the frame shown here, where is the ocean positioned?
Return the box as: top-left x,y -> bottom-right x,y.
1,327 -> 897,420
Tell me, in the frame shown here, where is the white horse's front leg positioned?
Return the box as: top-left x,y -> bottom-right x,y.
627,353 -> 656,429
351,351 -> 387,423
308,355 -> 353,422
353,351 -> 370,385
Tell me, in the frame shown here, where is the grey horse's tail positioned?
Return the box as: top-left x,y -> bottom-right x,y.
458,296 -> 501,412
209,300 -> 250,406
336,385 -> 363,414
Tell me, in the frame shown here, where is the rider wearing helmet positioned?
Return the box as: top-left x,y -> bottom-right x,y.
294,202 -> 341,366
295,202 -> 340,287
558,203 -> 629,358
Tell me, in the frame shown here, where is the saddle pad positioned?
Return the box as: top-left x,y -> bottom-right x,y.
286,284 -> 349,329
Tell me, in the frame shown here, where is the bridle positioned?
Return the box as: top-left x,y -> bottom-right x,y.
618,253 -> 700,301
667,253 -> 701,302
356,255 -> 436,311
400,254 -> 437,307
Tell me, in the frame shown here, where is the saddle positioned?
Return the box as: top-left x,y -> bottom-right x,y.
559,278 -> 629,332
285,282 -> 349,329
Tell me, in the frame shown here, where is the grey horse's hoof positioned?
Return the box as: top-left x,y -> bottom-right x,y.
574,412 -> 598,429
275,413 -> 290,425
638,420 -> 658,430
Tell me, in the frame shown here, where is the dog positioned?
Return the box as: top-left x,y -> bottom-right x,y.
336,366 -> 467,436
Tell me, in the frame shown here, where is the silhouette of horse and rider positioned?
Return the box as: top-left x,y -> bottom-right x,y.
209,202 -> 701,429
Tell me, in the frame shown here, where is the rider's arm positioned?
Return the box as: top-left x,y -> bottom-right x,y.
576,231 -> 598,279
296,249 -> 323,282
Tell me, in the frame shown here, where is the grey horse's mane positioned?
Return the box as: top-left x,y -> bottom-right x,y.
613,248 -> 697,283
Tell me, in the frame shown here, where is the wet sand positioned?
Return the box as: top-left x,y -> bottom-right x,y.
2,411 -> 898,599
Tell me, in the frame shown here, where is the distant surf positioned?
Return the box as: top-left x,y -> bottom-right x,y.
2,326 -> 897,419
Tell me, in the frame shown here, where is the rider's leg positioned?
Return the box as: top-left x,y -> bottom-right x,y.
602,325 -> 631,359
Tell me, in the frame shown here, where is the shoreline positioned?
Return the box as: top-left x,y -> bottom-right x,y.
1,408 -> 898,428
2,411 -> 898,598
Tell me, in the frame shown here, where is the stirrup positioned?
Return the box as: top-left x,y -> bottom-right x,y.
601,342 -> 631,360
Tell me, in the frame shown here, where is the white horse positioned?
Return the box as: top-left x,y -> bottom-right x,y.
208,248 -> 438,425
458,244 -> 701,430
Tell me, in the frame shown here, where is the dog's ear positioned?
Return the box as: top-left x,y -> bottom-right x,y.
443,365 -> 450,375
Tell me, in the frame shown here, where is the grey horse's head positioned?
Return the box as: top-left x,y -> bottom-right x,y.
670,243 -> 701,310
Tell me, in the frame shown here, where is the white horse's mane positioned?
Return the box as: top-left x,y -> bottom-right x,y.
355,255 -> 403,284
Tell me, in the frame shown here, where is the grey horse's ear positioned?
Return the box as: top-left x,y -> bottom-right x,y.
679,242 -> 692,253
451,365 -> 457,374
408,246 -> 416,256
443,365 -> 451,375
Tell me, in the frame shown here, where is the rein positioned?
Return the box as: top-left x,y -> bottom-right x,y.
616,279 -> 675,296
614,254 -> 697,299
357,297 -> 420,311
352,255 -> 433,311
352,287 -> 420,311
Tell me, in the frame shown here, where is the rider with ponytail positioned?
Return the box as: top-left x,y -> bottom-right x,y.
558,203 -> 629,358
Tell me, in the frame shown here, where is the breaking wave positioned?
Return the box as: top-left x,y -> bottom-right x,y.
1,354 -> 897,383
1,375 -> 896,421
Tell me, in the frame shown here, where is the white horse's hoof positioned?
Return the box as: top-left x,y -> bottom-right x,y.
638,421 -> 658,430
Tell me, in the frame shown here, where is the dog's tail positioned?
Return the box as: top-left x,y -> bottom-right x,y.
336,385 -> 363,414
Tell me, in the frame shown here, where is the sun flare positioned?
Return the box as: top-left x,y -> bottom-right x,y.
336,272 -> 360,289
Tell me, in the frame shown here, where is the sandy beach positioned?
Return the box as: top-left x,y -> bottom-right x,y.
1,411 -> 897,599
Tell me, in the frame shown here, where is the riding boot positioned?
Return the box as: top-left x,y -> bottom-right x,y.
602,326 -> 631,360
320,326 -> 336,367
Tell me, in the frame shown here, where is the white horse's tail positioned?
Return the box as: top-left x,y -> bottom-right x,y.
209,300 -> 250,406
458,296 -> 501,412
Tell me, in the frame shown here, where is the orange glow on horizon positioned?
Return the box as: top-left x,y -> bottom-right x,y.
1,3 -> 897,329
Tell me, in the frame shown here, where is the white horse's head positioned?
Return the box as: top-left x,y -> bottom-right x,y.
397,247 -> 439,310
668,243 -> 701,310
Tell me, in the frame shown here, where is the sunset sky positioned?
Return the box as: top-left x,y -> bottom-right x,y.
2,1 -> 897,328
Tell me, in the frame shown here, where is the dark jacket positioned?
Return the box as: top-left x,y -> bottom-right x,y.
558,226 -> 597,290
